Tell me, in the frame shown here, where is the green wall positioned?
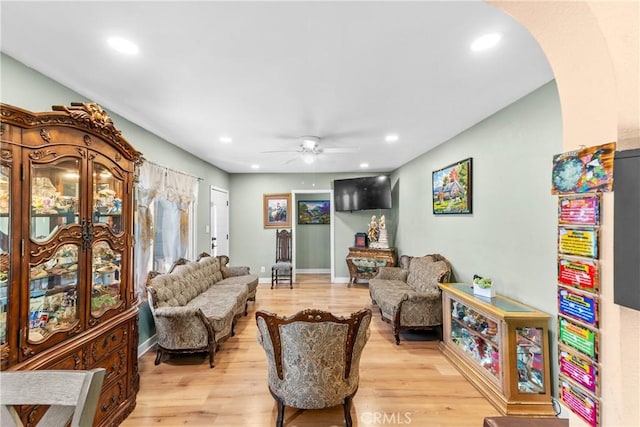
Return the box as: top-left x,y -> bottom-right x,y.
392,80 -> 562,372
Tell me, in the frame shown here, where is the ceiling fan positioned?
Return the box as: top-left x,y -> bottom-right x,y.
262,135 -> 358,164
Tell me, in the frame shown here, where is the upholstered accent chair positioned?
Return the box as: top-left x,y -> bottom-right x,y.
369,254 -> 452,344
271,229 -> 293,288
256,308 -> 372,427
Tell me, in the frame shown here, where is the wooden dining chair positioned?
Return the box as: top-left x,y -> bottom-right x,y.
0,368 -> 106,427
271,229 -> 293,288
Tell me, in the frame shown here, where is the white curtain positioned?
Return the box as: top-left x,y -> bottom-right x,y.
134,161 -> 198,300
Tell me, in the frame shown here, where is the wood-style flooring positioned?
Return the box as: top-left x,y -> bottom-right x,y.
122,274 -> 499,426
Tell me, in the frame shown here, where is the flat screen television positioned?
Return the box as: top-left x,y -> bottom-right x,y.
333,176 -> 392,212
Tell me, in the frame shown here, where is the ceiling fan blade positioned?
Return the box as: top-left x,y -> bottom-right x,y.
260,149 -> 300,154
284,156 -> 300,165
323,147 -> 359,154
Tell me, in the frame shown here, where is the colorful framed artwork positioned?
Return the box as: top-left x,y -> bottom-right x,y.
432,157 -> 472,215
558,287 -> 599,328
558,257 -> 599,293
263,193 -> 291,229
558,316 -> 599,361
558,226 -> 598,258
559,378 -> 599,427
558,194 -> 601,225
551,142 -> 615,194
297,200 -> 330,224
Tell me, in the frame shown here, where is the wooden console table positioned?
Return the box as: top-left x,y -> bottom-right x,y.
346,247 -> 397,286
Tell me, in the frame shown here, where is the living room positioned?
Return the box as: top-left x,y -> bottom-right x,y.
1,1 -> 638,427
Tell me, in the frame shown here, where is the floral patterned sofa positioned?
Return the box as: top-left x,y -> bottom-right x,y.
368,254 -> 452,344
146,253 -> 258,367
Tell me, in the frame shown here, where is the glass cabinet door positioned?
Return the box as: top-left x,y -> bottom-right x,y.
91,241 -> 122,316
516,327 -> 546,393
92,161 -> 124,234
30,158 -> 80,242
28,243 -> 80,343
450,299 -> 502,381
0,162 -> 10,349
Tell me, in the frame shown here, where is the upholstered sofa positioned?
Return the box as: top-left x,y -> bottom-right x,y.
369,254 -> 452,344
146,253 -> 258,367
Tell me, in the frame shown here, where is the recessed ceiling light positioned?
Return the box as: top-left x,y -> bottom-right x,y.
251,164 -> 260,169
385,134 -> 399,143
219,136 -> 233,144
107,36 -> 139,55
471,33 -> 502,51
360,163 -> 369,168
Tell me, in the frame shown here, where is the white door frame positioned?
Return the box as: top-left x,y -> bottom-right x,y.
292,189 -> 335,283
210,186 -> 229,257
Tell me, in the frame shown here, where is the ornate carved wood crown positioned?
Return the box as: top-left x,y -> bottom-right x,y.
0,102 -> 143,164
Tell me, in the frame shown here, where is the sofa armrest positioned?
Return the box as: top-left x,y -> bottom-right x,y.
404,289 -> 441,304
374,267 -> 408,281
222,266 -> 250,278
152,306 -> 214,349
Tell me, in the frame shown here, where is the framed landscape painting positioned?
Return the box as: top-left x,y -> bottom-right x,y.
432,157 -> 472,214
263,193 -> 291,228
298,200 -> 330,224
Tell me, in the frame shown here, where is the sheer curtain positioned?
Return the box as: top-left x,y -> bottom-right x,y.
134,161 -> 199,300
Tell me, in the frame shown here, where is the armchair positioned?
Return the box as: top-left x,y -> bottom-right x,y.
256,308 -> 372,427
369,254 -> 452,344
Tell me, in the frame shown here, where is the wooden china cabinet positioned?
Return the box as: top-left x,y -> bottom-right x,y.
0,103 -> 143,426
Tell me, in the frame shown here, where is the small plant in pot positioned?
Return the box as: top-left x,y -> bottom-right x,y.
473,274 -> 495,298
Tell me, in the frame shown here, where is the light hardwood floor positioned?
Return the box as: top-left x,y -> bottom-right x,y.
123,274 -> 500,427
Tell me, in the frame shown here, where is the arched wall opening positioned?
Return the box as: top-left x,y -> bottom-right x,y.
489,2 -> 639,426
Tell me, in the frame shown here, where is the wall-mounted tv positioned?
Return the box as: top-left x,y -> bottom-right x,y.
333,176 -> 392,212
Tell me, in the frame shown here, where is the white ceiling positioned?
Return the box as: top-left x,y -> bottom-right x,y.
0,1 -> 553,174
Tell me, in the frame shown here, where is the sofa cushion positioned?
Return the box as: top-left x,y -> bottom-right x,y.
407,258 -> 449,293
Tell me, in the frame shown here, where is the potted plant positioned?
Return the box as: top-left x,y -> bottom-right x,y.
473,274 -> 496,298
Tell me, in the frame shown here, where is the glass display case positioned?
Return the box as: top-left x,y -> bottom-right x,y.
0,102 -> 142,426
439,283 -> 554,416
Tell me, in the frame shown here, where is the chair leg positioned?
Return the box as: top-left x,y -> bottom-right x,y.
154,348 -> 163,365
343,395 -> 353,427
276,400 -> 285,427
289,271 -> 292,289
271,268 -> 275,289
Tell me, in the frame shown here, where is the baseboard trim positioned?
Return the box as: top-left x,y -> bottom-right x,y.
295,268 -> 331,274
138,334 -> 157,358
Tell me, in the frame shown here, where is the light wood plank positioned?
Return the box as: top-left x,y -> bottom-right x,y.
123,274 -> 500,426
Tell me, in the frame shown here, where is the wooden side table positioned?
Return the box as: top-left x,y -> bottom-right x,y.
346,247 -> 397,286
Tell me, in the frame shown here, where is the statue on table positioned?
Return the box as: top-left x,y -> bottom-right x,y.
377,215 -> 389,248
367,215 -> 379,245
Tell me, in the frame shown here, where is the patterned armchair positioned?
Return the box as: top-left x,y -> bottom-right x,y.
369,254 -> 452,344
256,308 -> 372,427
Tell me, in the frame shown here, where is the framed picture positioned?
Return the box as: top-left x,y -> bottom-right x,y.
263,193 -> 291,228
298,200 -> 330,224
432,157 -> 472,214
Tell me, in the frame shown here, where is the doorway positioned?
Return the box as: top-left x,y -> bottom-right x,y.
210,186 -> 229,256
292,189 -> 335,283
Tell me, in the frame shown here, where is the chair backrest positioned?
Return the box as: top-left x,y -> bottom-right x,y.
256,308 -> 371,380
0,368 -> 105,427
275,229 -> 292,263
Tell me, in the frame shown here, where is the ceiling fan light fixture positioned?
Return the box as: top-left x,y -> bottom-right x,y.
300,136 -> 320,150
302,152 -> 316,164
